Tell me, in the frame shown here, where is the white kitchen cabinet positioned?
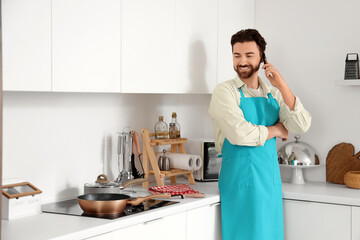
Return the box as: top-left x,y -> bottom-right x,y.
283,200 -> 351,240
122,0 -> 218,94
217,0 -> 255,84
121,0 -> 175,93
175,0 -> 218,94
352,206 -> 360,240
186,202 -> 222,240
52,0 -> 121,92
2,0 -> 52,91
113,212 -> 187,240
85,224 -> 143,240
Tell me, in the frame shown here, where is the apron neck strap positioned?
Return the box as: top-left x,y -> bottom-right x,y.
267,92 -> 274,100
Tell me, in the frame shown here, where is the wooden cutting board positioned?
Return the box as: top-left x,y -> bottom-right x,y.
326,143 -> 360,184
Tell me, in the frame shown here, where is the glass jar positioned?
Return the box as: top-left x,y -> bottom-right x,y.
154,116 -> 168,139
169,112 -> 181,139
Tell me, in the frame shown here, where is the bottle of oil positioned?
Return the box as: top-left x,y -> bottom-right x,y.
169,112 -> 181,139
154,116 -> 168,139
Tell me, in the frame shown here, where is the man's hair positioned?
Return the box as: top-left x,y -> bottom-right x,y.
231,29 -> 267,56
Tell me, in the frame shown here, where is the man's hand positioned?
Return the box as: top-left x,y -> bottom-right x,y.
262,60 -> 296,110
262,60 -> 286,89
267,122 -> 288,141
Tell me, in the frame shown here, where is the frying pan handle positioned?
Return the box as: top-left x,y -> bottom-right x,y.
127,194 -> 171,206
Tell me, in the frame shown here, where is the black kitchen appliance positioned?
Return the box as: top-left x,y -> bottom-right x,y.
194,142 -> 222,181
42,198 -> 178,220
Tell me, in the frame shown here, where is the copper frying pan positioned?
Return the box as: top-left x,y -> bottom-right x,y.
77,193 -> 171,214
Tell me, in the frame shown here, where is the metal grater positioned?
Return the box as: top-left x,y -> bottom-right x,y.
344,53 -> 360,79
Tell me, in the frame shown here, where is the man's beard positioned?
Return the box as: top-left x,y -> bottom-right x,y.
234,61 -> 261,79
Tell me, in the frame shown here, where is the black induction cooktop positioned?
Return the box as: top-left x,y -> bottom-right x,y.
42,197 -> 179,220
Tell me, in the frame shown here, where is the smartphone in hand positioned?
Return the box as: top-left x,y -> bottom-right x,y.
263,53 -> 267,65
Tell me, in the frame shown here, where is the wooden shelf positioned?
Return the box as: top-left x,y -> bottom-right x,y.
150,138 -> 188,146
336,80 -> 360,86
141,128 -> 195,188
149,169 -> 193,178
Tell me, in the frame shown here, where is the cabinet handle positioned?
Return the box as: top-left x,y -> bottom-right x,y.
144,217 -> 164,225
210,202 -> 221,207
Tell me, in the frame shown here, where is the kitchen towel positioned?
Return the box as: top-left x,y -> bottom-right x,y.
149,184 -> 205,198
155,152 -> 202,171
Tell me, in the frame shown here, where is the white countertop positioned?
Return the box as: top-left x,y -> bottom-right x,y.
3,179 -> 360,240
2,180 -> 220,240
282,180 -> 360,206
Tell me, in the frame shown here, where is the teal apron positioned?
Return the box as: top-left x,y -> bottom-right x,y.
219,88 -> 284,240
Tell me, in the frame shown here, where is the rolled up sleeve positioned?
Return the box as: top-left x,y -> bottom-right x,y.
209,83 -> 269,148
278,95 -> 312,133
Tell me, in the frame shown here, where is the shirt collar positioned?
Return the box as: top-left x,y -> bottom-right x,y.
234,74 -> 271,94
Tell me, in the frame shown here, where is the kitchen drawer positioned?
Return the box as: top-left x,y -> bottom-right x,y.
283,200 -> 351,240
113,212 -> 186,240
187,202 -> 222,240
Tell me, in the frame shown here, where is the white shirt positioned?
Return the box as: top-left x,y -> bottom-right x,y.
247,84 -> 264,97
208,75 -> 312,153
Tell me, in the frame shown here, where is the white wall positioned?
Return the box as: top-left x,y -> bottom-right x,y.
3,92 -> 213,203
6,0 -> 360,204
256,0 -> 360,181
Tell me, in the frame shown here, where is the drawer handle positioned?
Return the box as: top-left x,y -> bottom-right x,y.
144,217 -> 163,225
210,202 -> 220,207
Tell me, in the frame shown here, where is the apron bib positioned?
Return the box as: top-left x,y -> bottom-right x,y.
219,88 -> 284,240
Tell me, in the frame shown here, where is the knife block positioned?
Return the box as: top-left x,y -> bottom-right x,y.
141,128 -> 195,188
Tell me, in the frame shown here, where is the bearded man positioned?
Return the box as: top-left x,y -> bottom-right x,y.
208,29 -> 312,240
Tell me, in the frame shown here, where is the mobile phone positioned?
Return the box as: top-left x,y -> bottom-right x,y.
263,53 -> 267,65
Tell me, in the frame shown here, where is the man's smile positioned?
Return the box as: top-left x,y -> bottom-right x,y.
238,66 -> 251,71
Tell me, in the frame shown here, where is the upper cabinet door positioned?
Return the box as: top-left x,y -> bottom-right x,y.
52,0 -> 121,92
2,0 -> 51,91
217,0 -> 255,84
175,0 -> 218,94
122,0 -> 175,93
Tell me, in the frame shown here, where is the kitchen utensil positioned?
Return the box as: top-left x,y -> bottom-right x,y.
77,193 -> 171,214
326,142 -> 360,184
84,174 -> 147,194
344,171 -> 360,189
115,128 -> 133,186
278,135 -> 320,184
131,131 -> 144,178
84,174 -> 121,194
278,135 -> 319,166
158,149 -> 171,171
344,53 -> 360,79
